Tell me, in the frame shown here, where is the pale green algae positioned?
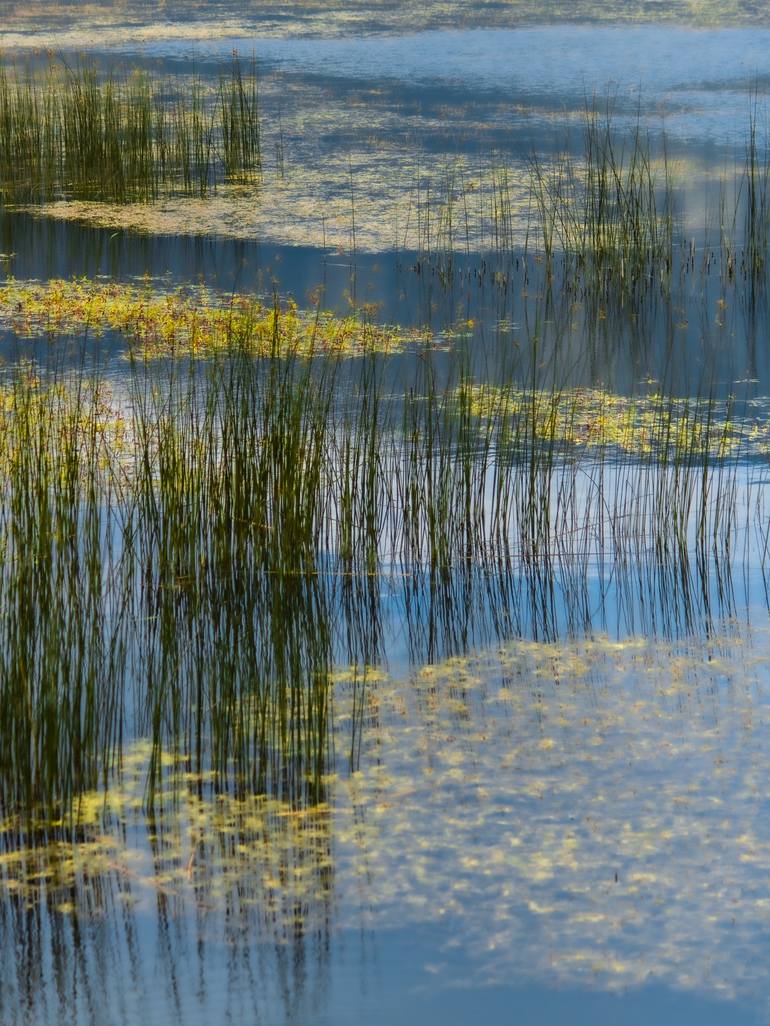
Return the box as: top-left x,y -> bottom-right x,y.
1,1 -> 767,51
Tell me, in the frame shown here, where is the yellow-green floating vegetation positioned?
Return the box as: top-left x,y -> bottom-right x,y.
454,382 -> 770,460
0,0 -> 765,53
0,278 -> 431,358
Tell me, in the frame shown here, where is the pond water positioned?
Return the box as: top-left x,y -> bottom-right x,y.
3,3 -> 770,1024
5,630 -> 770,1025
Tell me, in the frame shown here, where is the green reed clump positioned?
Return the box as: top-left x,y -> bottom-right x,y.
0,57 -> 261,204
742,101 -> 770,281
530,107 -> 674,297
0,366 -> 128,816
219,58 -> 261,181
0,319 -> 761,816
127,347 -> 338,801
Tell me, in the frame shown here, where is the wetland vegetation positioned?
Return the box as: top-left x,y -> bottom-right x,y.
0,57 -> 261,202
3,6 -> 770,1026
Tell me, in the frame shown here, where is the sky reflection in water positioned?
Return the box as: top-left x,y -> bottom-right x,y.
1,5 -> 770,1025
4,632 -> 770,1024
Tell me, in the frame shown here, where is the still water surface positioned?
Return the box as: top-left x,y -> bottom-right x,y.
2,4 -> 770,1024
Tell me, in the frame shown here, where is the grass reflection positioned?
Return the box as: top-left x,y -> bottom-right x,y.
0,332 -> 766,815
3,629 -> 770,1018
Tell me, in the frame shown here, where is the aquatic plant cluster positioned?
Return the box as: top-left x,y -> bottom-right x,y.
0,58 -> 260,203
454,383 -> 769,459
3,13 -> 770,1026
0,318 -> 765,816
2,56 -> 770,304
0,277 -> 429,357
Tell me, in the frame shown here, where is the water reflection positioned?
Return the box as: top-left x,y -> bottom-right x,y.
1,3 -> 770,1023
4,630 -> 770,1023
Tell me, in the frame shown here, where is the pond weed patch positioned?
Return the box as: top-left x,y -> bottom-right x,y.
0,277 -> 431,358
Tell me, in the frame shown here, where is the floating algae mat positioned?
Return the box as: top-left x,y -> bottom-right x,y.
455,382 -> 770,461
3,0 -> 768,49
0,278 -> 430,358
4,631 -> 770,1020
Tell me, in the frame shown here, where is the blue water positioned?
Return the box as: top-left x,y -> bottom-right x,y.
2,8 -> 770,1026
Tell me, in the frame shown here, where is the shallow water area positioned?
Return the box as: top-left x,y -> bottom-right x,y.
5,630 -> 770,1024
1,9 -> 770,393
2,2 -> 770,1024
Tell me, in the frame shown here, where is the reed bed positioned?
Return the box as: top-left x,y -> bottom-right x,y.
528,110 -> 675,296
0,57 -> 261,203
0,328 -> 762,816
2,57 -> 768,312
408,108 -> 770,305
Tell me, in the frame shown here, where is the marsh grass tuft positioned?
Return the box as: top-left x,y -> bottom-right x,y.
0,57 -> 261,204
528,106 -> 674,298
0,311 -> 763,816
